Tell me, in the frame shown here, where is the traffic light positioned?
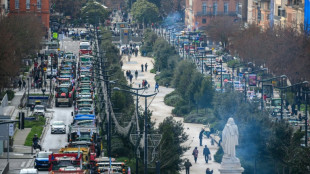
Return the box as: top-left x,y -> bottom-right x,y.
19,112 -> 25,129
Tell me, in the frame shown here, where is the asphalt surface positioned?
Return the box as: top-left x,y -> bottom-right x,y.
41,36 -> 79,152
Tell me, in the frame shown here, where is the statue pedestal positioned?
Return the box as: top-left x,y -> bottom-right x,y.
219,155 -> 244,174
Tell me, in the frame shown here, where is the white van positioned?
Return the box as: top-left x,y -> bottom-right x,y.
20,168 -> 38,174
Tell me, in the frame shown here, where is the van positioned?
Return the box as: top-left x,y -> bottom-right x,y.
20,168 -> 38,174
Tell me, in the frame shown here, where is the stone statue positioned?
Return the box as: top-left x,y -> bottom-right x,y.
219,117 -> 244,174
222,117 -> 239,159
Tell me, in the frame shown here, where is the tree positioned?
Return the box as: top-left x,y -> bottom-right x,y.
153,38 -> 176,71
158,116 -> 188,173
52,0 -> 87,19
81,0 -> 109,26
0,15 -> 44,91
206,16 -> 240,51
131,0 -> 159,26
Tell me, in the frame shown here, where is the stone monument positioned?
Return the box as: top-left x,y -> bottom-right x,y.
219,117 -> 244,174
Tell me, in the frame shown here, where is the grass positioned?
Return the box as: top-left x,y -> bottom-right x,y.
24,117 -> 46,146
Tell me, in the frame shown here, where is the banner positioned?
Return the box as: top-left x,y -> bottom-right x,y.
248,74 -> 257,86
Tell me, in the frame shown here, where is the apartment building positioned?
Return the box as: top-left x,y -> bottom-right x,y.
9,0 -> 50,29
185,0 -> 246,31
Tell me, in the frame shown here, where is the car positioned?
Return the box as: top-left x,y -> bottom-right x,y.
33,105 -> 45,117
34,151 -> 52,169
51,121 -> 66,134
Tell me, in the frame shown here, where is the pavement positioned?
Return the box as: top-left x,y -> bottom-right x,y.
121,53 -> 221,174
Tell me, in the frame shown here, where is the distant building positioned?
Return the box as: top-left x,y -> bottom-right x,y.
8,0 -> 50,29
185,0 -> 246,31
102,0 -> 125,10
248,0 -> 306,31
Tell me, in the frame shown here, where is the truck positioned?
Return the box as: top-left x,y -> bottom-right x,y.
55,84 -> 74,107
59,147 -> 96,166
48,153 -> 87,174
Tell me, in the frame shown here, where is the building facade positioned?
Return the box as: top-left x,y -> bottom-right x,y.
0,0 -> 8,17
185,0 -> 246,30
9,0 -> 49,29
248,0 -> 305,30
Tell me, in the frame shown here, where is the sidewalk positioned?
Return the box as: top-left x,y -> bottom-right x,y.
12,128 -> 32,154
121,53 -> 221,174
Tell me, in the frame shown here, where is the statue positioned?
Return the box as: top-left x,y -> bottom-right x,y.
222,117 -> 239,159
219,117 -> 244,174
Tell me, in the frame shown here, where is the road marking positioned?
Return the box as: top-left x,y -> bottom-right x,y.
25,159 -> 33,168
21,161 -> 26,168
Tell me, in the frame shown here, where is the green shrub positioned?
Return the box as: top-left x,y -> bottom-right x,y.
227,59 -> 241,68
164,91 -> 183,107
6,90 -> 15,101
24,126 -> 44,146
214,147 -> 224,163
150,69 -> 156,74
172,105 -> 190,116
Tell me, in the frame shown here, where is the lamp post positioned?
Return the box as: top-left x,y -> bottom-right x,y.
27,78 -> 30,107
276,81 -> 309,120
113,87 -> 157,174
259,75 -> 287,110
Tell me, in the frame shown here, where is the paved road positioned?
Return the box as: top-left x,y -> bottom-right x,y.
42,37 -> 79,152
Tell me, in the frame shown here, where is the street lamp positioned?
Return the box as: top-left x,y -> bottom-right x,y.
113,87 -> 157,174
259,75 -> 287,110
276,81 -> 309,120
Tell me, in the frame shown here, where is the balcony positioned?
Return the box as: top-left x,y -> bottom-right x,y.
196,11 -> 237,17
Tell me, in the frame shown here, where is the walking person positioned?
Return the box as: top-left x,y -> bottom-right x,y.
199,129 -> 204,146
192,147 -> 198,163
18,80 -> 22,90
184,159 -> 192,174
206,168 -> 213,174
154,82 -> 159,92
129,74 -> 133,83
135,70 -> 138,80
145,63 -> 148,72
203,145 -> 211,163
22,80 -> 26,90
141,64 -> 144,72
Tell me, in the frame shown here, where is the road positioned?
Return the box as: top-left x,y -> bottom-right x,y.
41,36 -> 79,152
6,35 -> 80,174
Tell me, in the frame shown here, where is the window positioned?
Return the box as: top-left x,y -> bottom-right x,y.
37,0 -> 41,9
203,3 -> 207,14
26,0 -> 30,9
213,2 -> 217,15
202,18 -> 206,24
235,3 -> 239,14
224,2 -> 229,15
15,0 -> 19,9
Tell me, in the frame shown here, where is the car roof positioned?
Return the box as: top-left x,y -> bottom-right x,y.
52,121 -> 64,124
20,168 -> 38,173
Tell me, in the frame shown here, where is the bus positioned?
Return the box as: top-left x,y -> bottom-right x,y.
79,42 -> 92,55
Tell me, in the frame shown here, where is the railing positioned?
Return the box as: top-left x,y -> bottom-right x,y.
196,11 -> 237,17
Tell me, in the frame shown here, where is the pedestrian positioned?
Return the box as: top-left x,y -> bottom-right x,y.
206,168 -> 213,174
192,147 -> 198,163
129,74 -> 133,83
142,80 -> 145,88
22,80 -> 26,89
199,129 -> 204,146
145,63 -> 148,72
203,145 -> 211,163
135,70 -> 138,80
18,80 -> 22,90
184,159 -> 192,174
141,64 -> 144,72
120,60 -> 123,67
155,82 -> 159,92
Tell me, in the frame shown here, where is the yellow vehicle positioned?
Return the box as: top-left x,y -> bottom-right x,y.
59,147 -> 91,164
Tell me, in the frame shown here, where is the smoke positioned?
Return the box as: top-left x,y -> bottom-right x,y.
162,12 -> 183,30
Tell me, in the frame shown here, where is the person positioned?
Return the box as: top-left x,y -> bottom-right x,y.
141,64 -> 144,72
184,159 -> 192,174
18,80 -> 22,90
155,82 -> 159,92
199,129 -> 204,146
192,147 -> 198,163
22,80 -> 26,89
222,117 -> 239,158
145,63 -> 148,72
203,145 -> 211,163
32,134 -> 42,151
206,168 -> 213,174
129,74 -> 133,83
135,70 -> 138,80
